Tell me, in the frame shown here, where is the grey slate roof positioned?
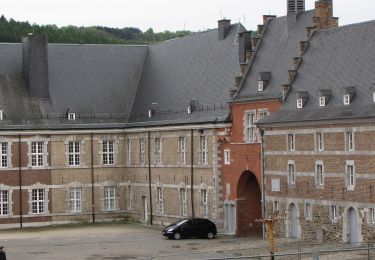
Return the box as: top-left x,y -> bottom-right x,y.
232,11 -> 314,103
259,20 -> 375,125
130,25 -> 241,125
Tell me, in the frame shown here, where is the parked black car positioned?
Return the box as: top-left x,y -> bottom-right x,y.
162,218 -> 217,240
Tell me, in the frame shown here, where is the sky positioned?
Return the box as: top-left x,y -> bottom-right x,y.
2,0 -> 375,32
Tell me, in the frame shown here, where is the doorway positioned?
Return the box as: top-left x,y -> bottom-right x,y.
289,203 -> 298,239
142,195 -> 148,223
224,202 -> 236,234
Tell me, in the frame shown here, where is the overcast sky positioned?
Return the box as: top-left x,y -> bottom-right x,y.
2,0 -> 375,32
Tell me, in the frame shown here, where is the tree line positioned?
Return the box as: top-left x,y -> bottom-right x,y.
0,15 -> 191,44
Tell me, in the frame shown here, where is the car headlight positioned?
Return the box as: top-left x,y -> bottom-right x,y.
167,228 -> 174,232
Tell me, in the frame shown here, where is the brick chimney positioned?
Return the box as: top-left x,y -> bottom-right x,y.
218,19 -> 231,40
22,35 -> 49,98
314,0 -> 338,30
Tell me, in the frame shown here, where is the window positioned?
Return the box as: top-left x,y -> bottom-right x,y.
373,92 -> 375,103
287,134 -> 295,151
273,201 -> 280,212
297,98 -> 303,109
316,163 -> 324,186
316,132 -> 324,152
347,162 -> 355,188
69,188 -> 82,213
370,208 -> 375,224
180,188 -> 187,216
288,162 -> 296,185
31,141 -> 44,167
68,141 -> 80,166
127,185 -> 133,210
32,189 -> 45,214
126,139 -> 132,165
258,110 -> 269,120
245,112 -> 257,143
319,96 -> 326,107
0,142 -> 8,168
104,186 -> 116,211
139,139 -> 146,165
103,141 -> 114,165
154,138 -> 162,165
201,189 -> 208,217
0,110 -> 3,121
331,205 -> 338,220
305,202 -> 312,220
157,187 -> 164,213
0,190 -> 9,216
271,179 -> 281,192
178,137 -> 186,165
344,94 -> 352,105
258,81 -> 264,92
199,136 -> 208,165
68,113 -> 76,120
346,131 -> 354,151
224,150 -> 230,165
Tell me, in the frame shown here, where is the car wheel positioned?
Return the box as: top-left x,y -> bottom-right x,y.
174,232 -> 181,240
207,232 -> 214,239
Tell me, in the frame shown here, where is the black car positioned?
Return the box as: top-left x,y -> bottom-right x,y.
162,218 -> 217,240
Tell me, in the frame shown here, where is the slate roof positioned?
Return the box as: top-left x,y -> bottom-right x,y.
232,10 -> 314,103
130,24 -> 242,125
259,20 -> 375,125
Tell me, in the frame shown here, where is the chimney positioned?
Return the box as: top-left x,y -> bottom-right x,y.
218,19 -> 231,40
22,35 -> 49,98
314,0 -> 338,30
238,31 -> 252,63
287,0 -> 305,14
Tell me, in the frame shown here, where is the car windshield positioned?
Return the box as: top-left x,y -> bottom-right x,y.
171,219 -> 189,226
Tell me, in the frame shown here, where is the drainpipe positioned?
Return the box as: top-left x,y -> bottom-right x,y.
260,129 -> 266,239
18,134 -> 23,228
147,131 -> 153,225
190,128 -> 195,219
90,132 -> 96,223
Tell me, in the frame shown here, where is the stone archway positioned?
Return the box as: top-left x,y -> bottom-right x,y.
236,171 -> 262,237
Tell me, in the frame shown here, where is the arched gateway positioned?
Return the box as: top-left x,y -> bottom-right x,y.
236,171 -> 262,237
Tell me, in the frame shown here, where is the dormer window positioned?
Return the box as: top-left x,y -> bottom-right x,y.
342,86 -> 356,105
317,89 -> 331,107
0,110 -> 3,121
343,94 -> 350,105
297,98 -> 303,109
296,91 -> 309,109
258,81 -> 264,92
68,113 -> 76,120
373,92 -> 375,103
148,110 -> 153,118
319,96 -> 326,107
257,72 -> 271,92
187,106 -> 192,114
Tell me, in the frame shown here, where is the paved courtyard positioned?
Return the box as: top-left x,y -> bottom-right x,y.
0,223 -> 269,260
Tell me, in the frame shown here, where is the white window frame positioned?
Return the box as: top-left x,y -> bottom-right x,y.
346,131 -> 354,151
178,137 -> 186,165
258,80 -> 264,92
0,190 -> 9,216
139,138 -> 146,166
103,140 -> 115,166
199,136 -> 208,165
315,132 -> 324,152
157,187 -> 164,214
244,111 -> 257,143
297,98 -> 303,109
69,187 -> 82,213
180,188 -> 187,217
373,92 -> 375,103
346,161 -> 355,190
68,141 -> 80,166
224,149 -> 230,165
68,113 -> 76,120
104,186 -> 116,211
288,161 -> 296,185
287,134 -> 295,152
316,162 -> 324,186
343,94 -> 350,105
319,96 -> 326,107
154,138 -> 162,166
201,188 -> 208,218
271,178 -> 281,192
31,141 -> 44,167
0,110 -> 3,121
0,142 -> 8,168
126,139 -> 132,165
31,189 -> 45,214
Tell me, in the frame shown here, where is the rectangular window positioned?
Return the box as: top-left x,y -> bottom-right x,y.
0,190 -> 9,216
0,142 -> 8,168
287,134 -> 295,152
271,179 -> 281,192
154,138 -> 162,165
0,110 -> 3,121
258,81 -> 264,92
344,94 -> 350,105
180,188 -> 187,216
201,189 -> 208,217
127,185 -> 133,210
68,141 -> 80,166
331,205 -> 338,220
347,163 -> 355,188
103,141 -> 114,165
258,110 -> 269,120
139,139 -> 146,165
370,208 -> 375,224
157,187 -> 164,213
199,136 -> 208,165
346,132 -> 354,151
224,150 -> 230,165
69,188 -> 82,213
316,132 -> 324,152
126,139 -> 132,165
31,141 -> 44,167
305,203 -> 312,220
104,186 -> 116,211
319,96 -> 326,107
288,163 -> 296,185
178,137 -> 186,165
297,98 -> 303,109
273,201 -> 279,212
245,112 -> 257,143
316,163 -> 324,186
32,189 -> 44,214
